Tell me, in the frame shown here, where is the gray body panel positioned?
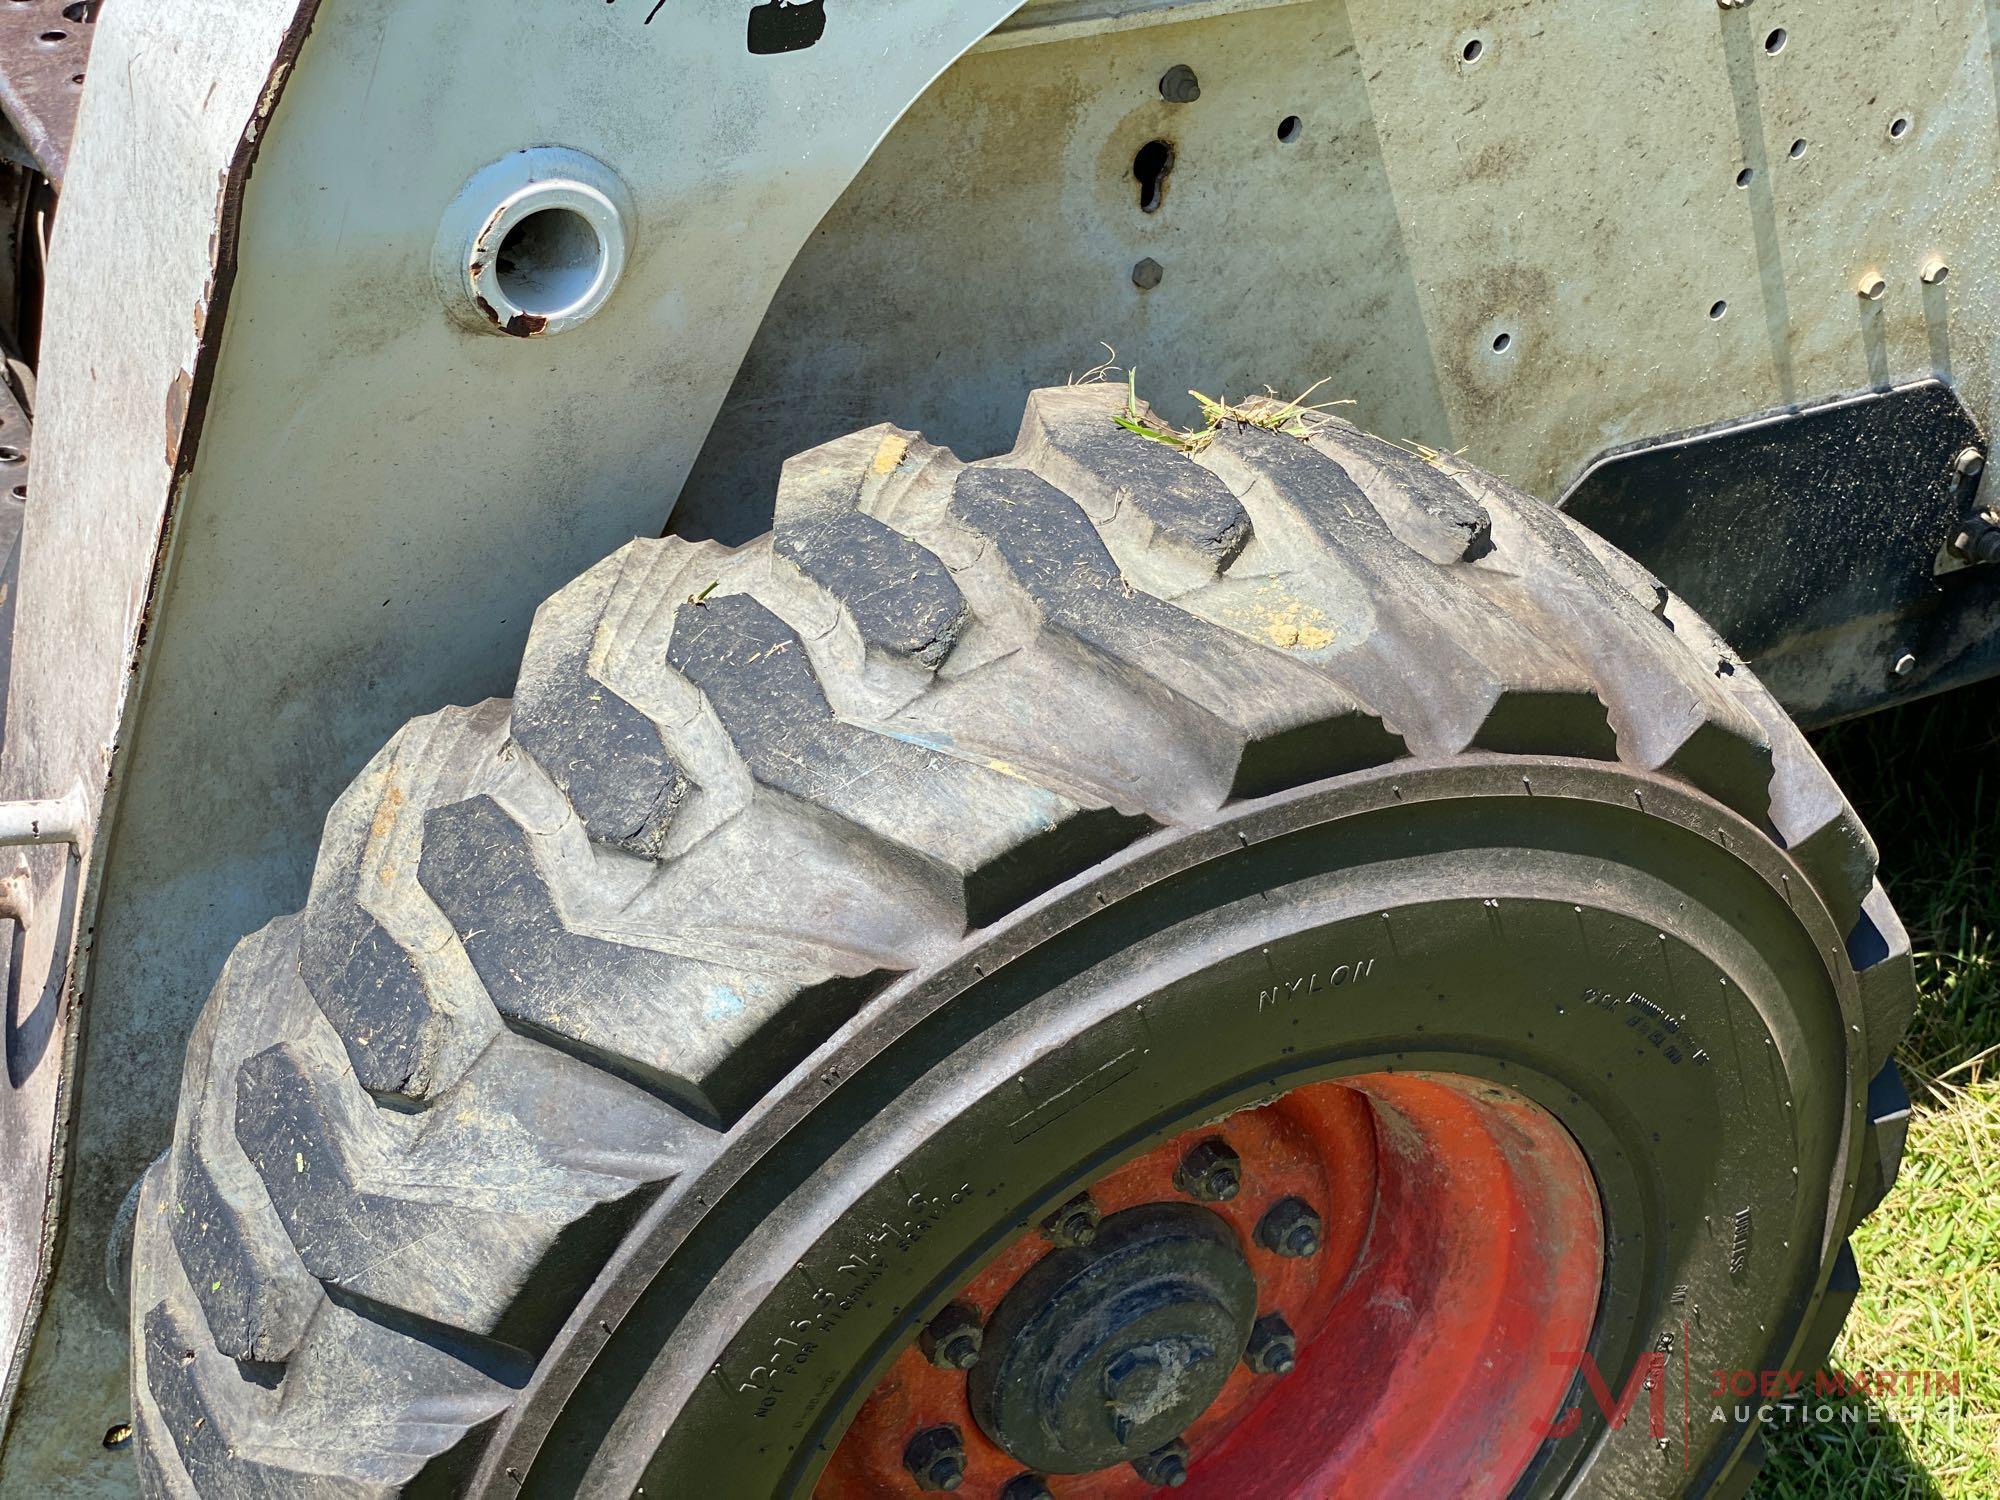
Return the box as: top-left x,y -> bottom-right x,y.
0,0 -> 1995,1490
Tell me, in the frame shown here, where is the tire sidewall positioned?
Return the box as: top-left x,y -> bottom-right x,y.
546,763 -> 1866,1498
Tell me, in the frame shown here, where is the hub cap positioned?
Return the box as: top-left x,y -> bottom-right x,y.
969,1205 -> 1257,1472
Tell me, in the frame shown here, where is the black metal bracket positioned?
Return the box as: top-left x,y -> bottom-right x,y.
1561,380 -> 1997,726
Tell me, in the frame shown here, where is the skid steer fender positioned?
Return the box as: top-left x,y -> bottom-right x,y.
0,2 -> 1020,1489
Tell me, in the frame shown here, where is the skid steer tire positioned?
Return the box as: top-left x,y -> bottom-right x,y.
131,386 -> 1916,1498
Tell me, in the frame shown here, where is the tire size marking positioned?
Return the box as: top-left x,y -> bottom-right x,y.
1581,985 -> 1712,1066
729,1182 -> 977,1419
1258,954 -> 1377,1011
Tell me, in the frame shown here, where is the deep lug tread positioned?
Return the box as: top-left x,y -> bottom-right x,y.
164,922 -> 325,1366
1197,425 -> 1613,759
1318,421 -> 1775,821
662,588 -> 1144,924
1283,413 -> 1492,565
134,386 -> 1915,1499
511,554 -> 691,858
1557,518 -> 1874,928
136,1165 -> 509,1498
949,463 -> 1405,802
776,508 -> 967,665
1848,883 -> 1917,1078
1012,384 -> 1253,573
772,424 -> 970,666
298,704 -> 509,1104
417,791 -> 884,1125
232,1022 -> 677,1349
1850,1059 -> 1912,1229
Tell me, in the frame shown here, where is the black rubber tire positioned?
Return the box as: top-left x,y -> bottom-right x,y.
130,386 -> 1916,1497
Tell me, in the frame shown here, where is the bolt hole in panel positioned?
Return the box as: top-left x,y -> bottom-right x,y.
1132,138 -> 1175,213
432,147 -> 634,338
0,0 -> 99,180
677,0 -> 2000,565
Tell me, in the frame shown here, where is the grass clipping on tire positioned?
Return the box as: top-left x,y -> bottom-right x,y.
1104,367 -> 1470,482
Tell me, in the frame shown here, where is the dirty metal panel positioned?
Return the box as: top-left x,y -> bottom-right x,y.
1563,381 -> 1996,727
679,0 -> 2000,548
0,0 -> 1026,1493
0,0 -> 315,1491
2,0 -> 1997,1490
0,0 -> 97,184
0,374 -> 30,746
977,0 -> 1312,51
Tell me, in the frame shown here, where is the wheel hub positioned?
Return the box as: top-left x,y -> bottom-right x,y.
968,1205 -> 1256,1473
816,1074 -> 1606,1498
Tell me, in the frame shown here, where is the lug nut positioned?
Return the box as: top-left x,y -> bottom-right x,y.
1000,1476 -> 1056,1500
1042,1192 -> 1101,1248
1893,652 -> 1917,678
1255,1197 -> 1324,1258
1131,1437 -> 1191,1488
903,1424 -> 967,1492
1955,446 -> 1985,480
919,1302 -> 983,1370
1173,1137 -> 1241,1202
1244,1312 -> 1298,1376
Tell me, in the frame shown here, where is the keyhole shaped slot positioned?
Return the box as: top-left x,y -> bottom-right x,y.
1133,140 -> 1175,214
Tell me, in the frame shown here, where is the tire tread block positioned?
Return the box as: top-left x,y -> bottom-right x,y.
950,462 -> 1404,800
513,554 -> 690,857
135,1165 -> 507,1498
299,704 -> 509,1102
419,791 -> 886,1122
234,1013 -> 682,1347
663,589 -> 1147,921
1197,425 -> 1611,759
165,920 -> 326,1366
1013,384 -> 1253,571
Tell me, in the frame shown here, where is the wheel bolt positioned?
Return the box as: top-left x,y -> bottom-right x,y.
919,1303 -> 983,1370
1000,1476 -> 1055,1500
1173,1137 -> 1241,1202
1131,1436 -> 1191,1488
1255,1197 -> 1324,1258
1244,1312 -> 1298,1376
1041,1192 -> 1101,1248
904,1424 -> 967,1492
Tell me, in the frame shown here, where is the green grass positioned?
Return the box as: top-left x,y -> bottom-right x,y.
1750,680 -> 2000,1499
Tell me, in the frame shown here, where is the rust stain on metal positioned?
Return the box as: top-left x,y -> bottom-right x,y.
474,294 -> 547,337
163,370 -> 193,464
